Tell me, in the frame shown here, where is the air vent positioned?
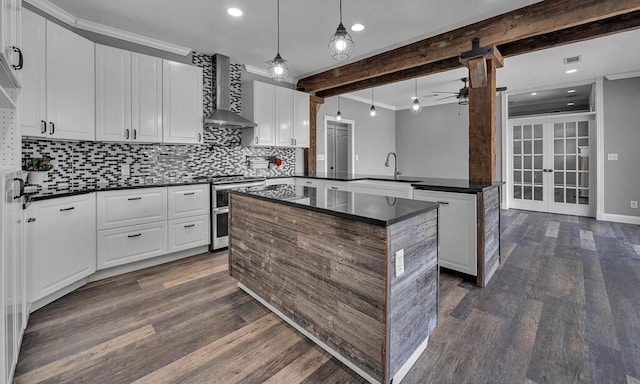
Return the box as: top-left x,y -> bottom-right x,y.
563,55 -> 582,65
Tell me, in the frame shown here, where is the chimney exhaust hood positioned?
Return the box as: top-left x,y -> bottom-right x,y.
204,54 -> 257,128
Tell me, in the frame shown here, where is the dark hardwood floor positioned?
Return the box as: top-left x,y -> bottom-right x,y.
14,210 -> 640,384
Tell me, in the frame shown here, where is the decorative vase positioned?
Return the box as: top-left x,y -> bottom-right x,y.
27,171 -> 48,185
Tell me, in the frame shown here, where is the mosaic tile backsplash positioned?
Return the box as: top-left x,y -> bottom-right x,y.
22,52 -> 295,190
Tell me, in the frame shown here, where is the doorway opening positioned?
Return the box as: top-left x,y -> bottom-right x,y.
323,115 -> 355,177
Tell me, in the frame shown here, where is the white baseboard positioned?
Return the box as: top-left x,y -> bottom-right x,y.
602,213 -> 640,225
393,335 -> 429,384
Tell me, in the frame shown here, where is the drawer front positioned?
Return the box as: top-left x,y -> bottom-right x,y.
97,187 -> 167,230
324,180 -> 351,191
294,177 -> 323,189
351,185 -> 413,199
97,222 -> 168,269
167,214 -> 210,253
168,184 -> 210,219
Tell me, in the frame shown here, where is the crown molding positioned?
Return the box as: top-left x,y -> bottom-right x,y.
25,0 -> 192,56
341,94 -> 397,111
605,70 -> 640,81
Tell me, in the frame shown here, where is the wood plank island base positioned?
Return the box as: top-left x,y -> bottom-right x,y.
229,185 -> 440,384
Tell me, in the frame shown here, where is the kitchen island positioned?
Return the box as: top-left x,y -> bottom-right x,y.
228,185 -> 439,384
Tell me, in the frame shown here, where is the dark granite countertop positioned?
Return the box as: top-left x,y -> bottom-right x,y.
230,184 -> 439,227
294,173 -> 503,193
23,179 -> 211,207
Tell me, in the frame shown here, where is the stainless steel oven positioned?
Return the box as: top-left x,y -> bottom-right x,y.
211,178 -> 266,250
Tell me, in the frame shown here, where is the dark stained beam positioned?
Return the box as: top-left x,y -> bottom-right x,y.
299,0 -> 640,94
468,59 -> 498,183
313,10 -> 640,98
304,96 -> 324,174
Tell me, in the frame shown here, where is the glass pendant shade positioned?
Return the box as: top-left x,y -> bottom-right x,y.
411,78 -> 421,113
267,53 -> 288,82
336,110 -> 342,121
328,0 -> 354,61
268,0 -> 288,82
411,98 -> 422,113
329,23 -> 354,61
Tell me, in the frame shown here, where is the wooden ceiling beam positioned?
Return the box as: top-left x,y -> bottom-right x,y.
298,0 -> 640,94
313,10 -> 640,99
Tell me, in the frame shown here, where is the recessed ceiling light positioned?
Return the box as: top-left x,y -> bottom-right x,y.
531,92 -> 537,96
567,89 -> 576,93
567,102 -> 575,106
565,69 -> 578,74
351,23 -> 365,32
227,8 -> 243,17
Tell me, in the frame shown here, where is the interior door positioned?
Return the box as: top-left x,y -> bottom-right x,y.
508,114 -> 595,216
326,122 -> 349,177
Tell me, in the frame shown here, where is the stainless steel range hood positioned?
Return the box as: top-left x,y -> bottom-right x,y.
204,54 -> 256,128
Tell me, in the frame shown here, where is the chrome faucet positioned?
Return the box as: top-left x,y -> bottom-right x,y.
385,151 -> 401,177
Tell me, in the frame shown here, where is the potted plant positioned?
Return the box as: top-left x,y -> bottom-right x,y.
267,155 -> 283,170
25,156 -> 53,185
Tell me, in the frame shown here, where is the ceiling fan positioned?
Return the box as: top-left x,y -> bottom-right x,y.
433,78 -> 507,105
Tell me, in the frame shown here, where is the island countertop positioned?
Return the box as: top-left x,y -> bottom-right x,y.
230,184 -> 439,227
294,172 -> 503,193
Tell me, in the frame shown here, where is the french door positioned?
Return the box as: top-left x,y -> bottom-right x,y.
508,113 -> 595,217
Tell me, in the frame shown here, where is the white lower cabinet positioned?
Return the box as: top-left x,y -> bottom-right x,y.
294,177 -> 323,189
27,193 -> 97,302
349,180 -> 414,199
167,215 -> 210,253
97,187 -> 167,230
97,221 -> 167,269
413,190 -> 478,276
168,184 -> 209,219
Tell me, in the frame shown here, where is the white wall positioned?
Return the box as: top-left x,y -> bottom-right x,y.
395,103 -> 470,179
317,97 -> 395,176
603,76 -> 640,218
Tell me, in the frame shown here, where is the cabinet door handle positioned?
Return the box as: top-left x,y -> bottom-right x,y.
198,133 -> 202,142
127,197 -> 142,201
436,201 -> 449,205
133,129 -> 137,140
59,207 -> 75,211
125,129 -> 130,139
183,192 -> 195,195
49,122 -> 55,135
294,139 -> 297,146
128,233 -> 142,238
27,218 -> 36,223
13,177 -> 24,198
41,120 -> 47,134
255,136 -> 259,144
11,46 -> 23,70
183,224 -> 195,228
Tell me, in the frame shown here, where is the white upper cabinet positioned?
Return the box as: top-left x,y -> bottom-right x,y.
132,53 -> 162,143
95,45 -> 131,142
95,46 -> 162,143
21,10 -> 95,141
293,90 -> 310,148
241,80 -> 310,148
275,86 -> 293,147
162,60 -> 203,144
0,0 -> 22,84
19,9 -> 45,137
242,80 -> 275,146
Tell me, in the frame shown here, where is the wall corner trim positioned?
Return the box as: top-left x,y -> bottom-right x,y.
25,0 -> 192,56
595,76 -> 605,221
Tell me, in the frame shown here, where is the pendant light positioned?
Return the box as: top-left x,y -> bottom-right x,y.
369,88 -> 377,119
328,0 -> 354,61
411,78 -> 422,113
336,96 -> 342,121
267,0 -> 288,81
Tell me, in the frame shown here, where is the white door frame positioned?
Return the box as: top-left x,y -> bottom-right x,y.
507,112 -> 597,217
322,115 -> 355,176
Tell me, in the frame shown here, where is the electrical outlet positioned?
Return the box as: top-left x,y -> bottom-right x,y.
632,201 -> 638,209
395,249 -> 405,277
121,164 -> 130,176
607,153 -> 619,161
